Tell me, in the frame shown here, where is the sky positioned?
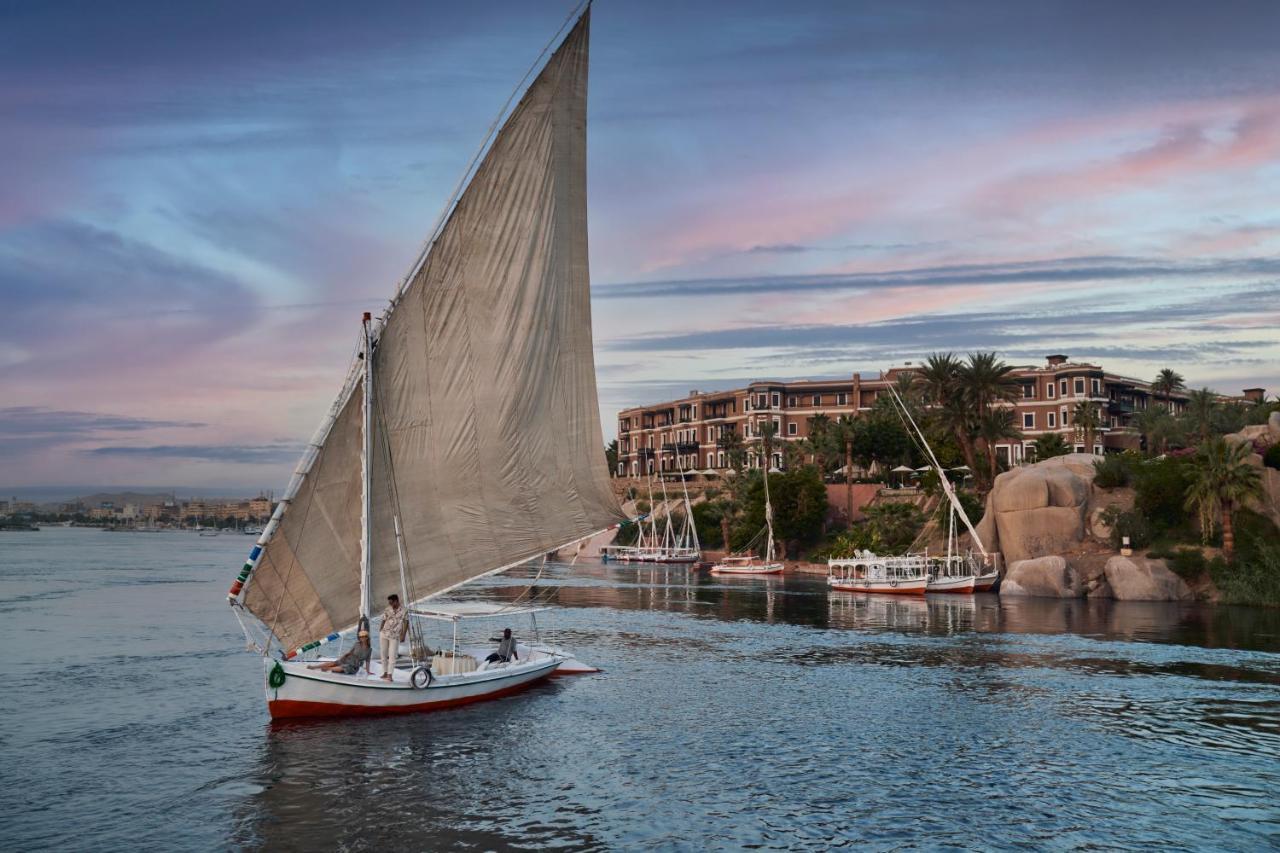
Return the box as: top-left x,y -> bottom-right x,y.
2,0 -> 1278,492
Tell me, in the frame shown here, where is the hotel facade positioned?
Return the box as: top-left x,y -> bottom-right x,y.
614,355 -> 1264,478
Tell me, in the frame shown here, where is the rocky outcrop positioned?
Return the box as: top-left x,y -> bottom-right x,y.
974,454 -> 1099,563
1000,556 -> 1084,598
1104,556 -> 1192,601
1223,420 -> 1280,528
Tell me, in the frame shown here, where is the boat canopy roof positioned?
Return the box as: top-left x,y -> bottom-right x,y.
410,602 -> 549,622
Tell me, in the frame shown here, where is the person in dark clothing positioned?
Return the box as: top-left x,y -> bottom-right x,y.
485,627 -> 519,664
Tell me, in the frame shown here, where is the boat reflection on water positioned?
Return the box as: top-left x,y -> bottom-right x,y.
235,682 -> 597,851
826,591 -> 1005,635
481,560 -> 1280,654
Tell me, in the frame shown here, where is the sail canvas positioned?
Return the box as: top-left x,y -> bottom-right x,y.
244,11 -> 623,652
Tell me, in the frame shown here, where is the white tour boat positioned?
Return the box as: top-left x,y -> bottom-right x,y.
227,8 -> 630,721
828,552 -> 929,595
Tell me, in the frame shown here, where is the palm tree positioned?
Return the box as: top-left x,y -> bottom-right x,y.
1183,387 -> 1218,444
1184,437 -> 1263,560
807,413 -> 832,472
916,352 -> 962,407
892,370 -> 922,417
935,395 -> 980,484
1032,432 -> 1071,459
916,353 -> 981,482
1133,406 -> 1182,456
716,429 -> 745,472
833,414 -> 857,523
978,408 -> 1022,481
1072,401 -> 1101,453
959,352 -> 1021,488
758,420 -> 779,470
1152,368 -> 1185,410
960,351 -> 1022,415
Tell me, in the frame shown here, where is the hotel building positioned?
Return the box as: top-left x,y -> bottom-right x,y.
614,354 -> 1261,477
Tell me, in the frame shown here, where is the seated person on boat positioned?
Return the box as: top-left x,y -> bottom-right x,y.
307,629 -> 372,675
485,627 -> 519,664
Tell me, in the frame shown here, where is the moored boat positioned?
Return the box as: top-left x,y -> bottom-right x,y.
710,554 -> 784,575
828,552 -> 928,595
973,568 -> 1000,592
711,464 -> 783,575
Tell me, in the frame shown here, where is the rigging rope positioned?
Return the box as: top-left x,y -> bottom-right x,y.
372,356 -> 430,662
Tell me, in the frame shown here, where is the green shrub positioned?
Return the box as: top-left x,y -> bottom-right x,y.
1092,454 -> 1131,488
932,489 -> 984,528
1264,444 -> 1280,471
1100,506 -> 1154,550
1210,539 -> 1280,607
704,487 -> 722,500
1233,509 -> 1280,564
827,502 -> 925,557
1132,456 -> 1194,532
691,501 -> 725,549
1165,547 -> 1209,580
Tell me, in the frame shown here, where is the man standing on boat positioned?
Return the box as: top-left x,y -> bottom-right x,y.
379,594 -> 408,681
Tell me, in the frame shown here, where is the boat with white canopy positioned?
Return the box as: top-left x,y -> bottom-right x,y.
887,382 -> 997,592
826,382 -> 997,595
828,552 -> 929,595
226,6 -> 630,720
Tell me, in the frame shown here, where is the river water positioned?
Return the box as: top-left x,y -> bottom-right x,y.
2,527 -> 1278,850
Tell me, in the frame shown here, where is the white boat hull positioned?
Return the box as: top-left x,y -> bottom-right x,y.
266,644 -> 584,720
828,576 -> 927,595
973,570 -> 999,592
710,561 -> 784,575
926,574 -> 976,594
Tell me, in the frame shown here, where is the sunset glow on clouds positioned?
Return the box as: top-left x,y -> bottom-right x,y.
2,0 -> 1278,489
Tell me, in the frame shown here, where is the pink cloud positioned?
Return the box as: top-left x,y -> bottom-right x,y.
624,94 -> 1280,277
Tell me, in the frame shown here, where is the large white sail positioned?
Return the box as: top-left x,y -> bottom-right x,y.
241,11 -> 623,653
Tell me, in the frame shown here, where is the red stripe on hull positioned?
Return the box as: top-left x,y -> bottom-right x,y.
268,670 -> 555,720
830,584 -> 926,596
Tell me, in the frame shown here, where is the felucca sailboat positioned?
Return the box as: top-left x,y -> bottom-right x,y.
711,463 -> 784,575
227,6 -> 628,720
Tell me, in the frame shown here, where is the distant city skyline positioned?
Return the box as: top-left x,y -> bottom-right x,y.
2,0 -> 1277,488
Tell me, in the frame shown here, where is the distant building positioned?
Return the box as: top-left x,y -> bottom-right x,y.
614,354 -> 1258,477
